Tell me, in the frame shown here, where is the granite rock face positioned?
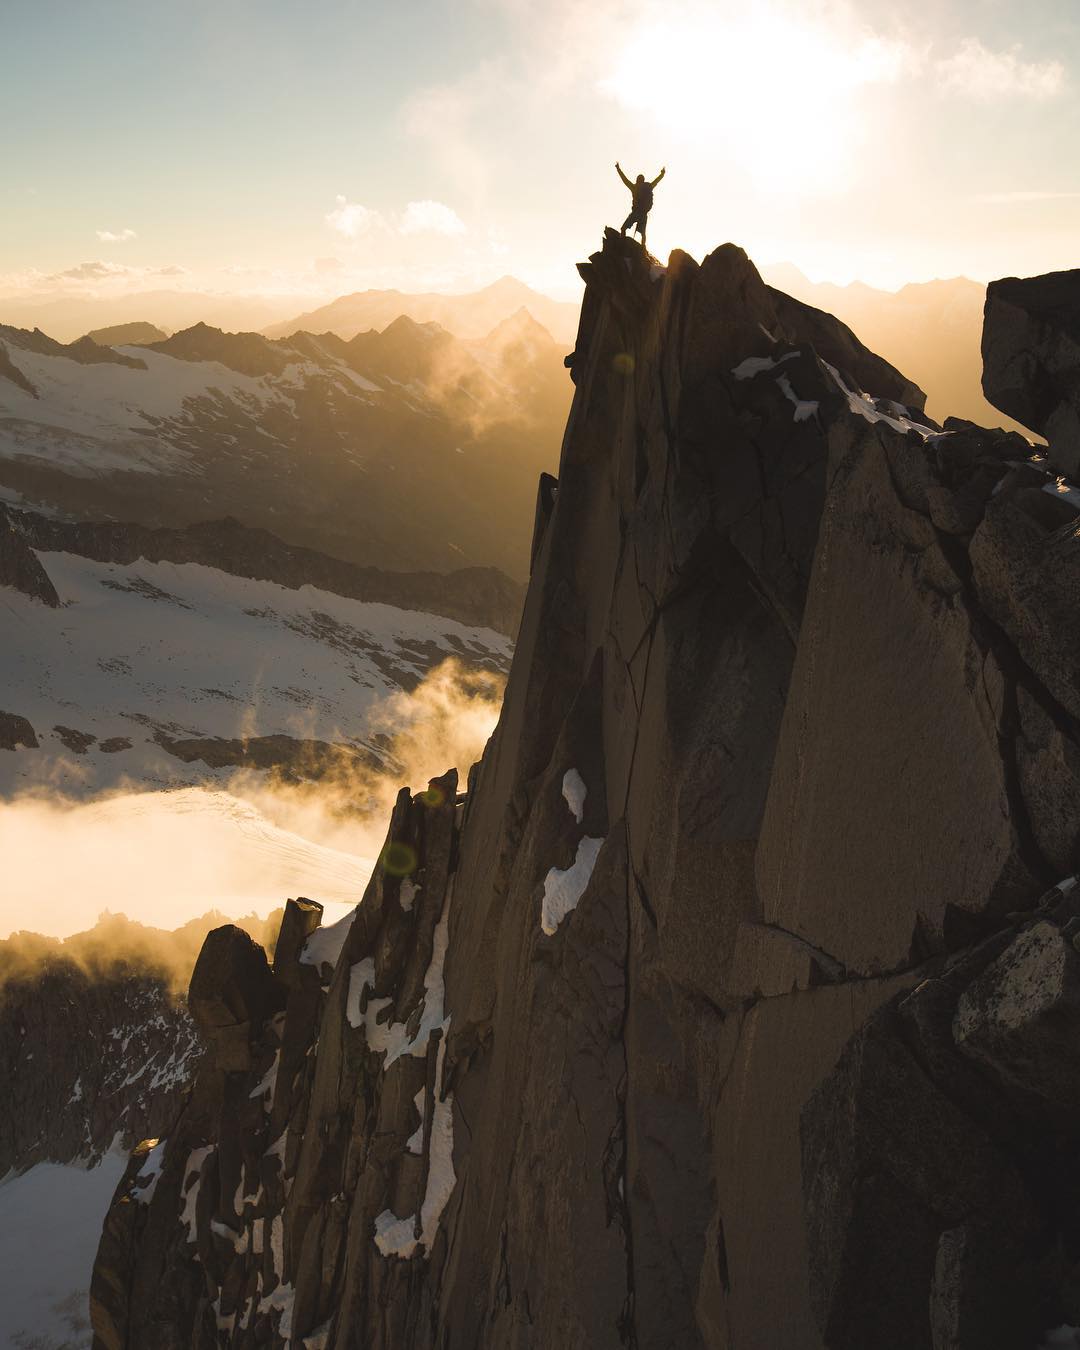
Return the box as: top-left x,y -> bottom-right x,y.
983,269 -> 1080,475
91,237 -> 1080,1349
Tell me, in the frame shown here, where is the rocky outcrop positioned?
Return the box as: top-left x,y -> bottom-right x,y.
0,710 -> 38,750
0,963 -> 200,1176
983,269 -> 1080,475
153,731 -> 382,780
802,882 -> 1080,1350
0,503 -> 60,605
91,235 -> 1080,1349
10,508 -> 524,635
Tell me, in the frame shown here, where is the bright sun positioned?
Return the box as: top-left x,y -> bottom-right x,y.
601,2 -> 907,196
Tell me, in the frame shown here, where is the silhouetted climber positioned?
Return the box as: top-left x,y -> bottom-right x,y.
617,162 -> 665,249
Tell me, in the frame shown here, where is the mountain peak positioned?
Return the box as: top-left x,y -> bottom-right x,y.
263,277 -> 580,344
149,323 -> 289,376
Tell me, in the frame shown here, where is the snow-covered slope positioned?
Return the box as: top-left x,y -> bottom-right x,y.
0,1150 -> 129,1349
0,549 -> 511,798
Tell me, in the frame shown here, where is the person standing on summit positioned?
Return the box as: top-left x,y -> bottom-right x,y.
616,162 -> 665,249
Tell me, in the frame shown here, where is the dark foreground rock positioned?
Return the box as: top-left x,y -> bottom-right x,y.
983,269 -> 1080,476
90,236 -> 1080,1349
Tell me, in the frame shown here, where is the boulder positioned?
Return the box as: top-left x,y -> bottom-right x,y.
953,921 -> 1080,1115
188,925 -> 285,1070
801,1007 -> 1041,1350
982,269 -> 1080,476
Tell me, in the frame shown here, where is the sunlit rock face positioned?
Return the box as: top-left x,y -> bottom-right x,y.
90,234 -> 1080,1349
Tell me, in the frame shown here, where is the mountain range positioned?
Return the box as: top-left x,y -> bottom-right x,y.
0,308 -> 570,580
263,275 -> 581,344
0,277 -> 581,348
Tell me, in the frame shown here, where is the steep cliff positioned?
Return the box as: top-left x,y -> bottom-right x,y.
90,232 -> 1080,1350
0,964 -> 199,1176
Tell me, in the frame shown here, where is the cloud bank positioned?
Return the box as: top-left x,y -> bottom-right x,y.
326,195 -> 468,239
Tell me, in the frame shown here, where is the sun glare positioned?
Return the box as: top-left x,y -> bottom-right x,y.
601,3 -> 907,196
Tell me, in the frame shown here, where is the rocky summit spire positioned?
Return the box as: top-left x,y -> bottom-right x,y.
91,230 -> 1080,1349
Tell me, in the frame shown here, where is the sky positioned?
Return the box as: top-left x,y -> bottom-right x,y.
3,0 -> 1080,312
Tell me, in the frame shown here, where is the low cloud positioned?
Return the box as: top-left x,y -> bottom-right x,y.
400,199 -> 467,236
0,659 -> 505,947
96,227 -> 137,243
50,260 -> 131,282
326,195 -> 384,238
325,196 -> 468,241
937,39 -> 1065,101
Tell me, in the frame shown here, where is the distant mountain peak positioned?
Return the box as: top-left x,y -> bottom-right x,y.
148,323 -> 289,376
263,277 -> 581,344
85,321 -> 169,348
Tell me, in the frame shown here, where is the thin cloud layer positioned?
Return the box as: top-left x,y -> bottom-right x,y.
326,196 -> 468,240
326,196 -> 383,238
96,228 -> 138,243
400,200 -> 467,236
937,38 -> 1065,101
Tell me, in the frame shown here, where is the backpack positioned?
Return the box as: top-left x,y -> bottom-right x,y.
634,182 -> 654,213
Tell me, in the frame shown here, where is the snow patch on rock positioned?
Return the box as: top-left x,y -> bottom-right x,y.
732,351 -> 799,380
541,836 -> 605,935
776,374 -> 819,423
180,1144 -> 214,1243
824,361 -> 934,439
373,1035 -> 456,1260
561,767 -> 587,824
132,1138 -> 166,1204
346,885 -> 452,1068
249,1049 -> 280,1104
300,908 -> 357,975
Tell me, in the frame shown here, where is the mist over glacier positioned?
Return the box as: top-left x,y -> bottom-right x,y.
0,658 -> 504,941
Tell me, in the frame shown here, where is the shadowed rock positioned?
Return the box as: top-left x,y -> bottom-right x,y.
983,269 -> 1080,475
0,503 -> 59,606
188,925 -> 285,1071
0,711 -> 37,750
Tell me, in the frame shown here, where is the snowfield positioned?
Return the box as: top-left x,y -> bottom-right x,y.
0,550 -> 511,797
0,344 -> 377,480
0,1150 -> 128,1350
0,549 -> 509,937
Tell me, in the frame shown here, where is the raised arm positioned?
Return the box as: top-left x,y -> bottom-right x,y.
650,166 -> 666,188
616,162 -> 632,189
